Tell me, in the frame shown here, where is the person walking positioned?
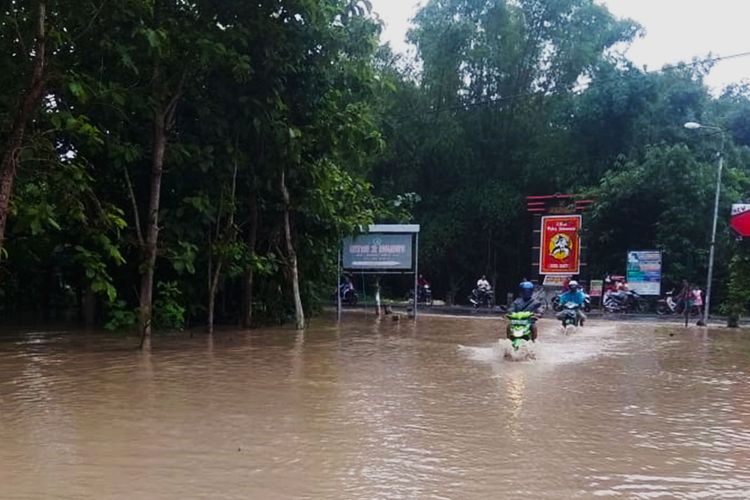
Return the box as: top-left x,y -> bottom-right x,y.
693,287 -> 704,325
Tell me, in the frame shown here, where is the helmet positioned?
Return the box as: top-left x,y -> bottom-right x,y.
569,280 -> 579,290
520,280 -> 534,299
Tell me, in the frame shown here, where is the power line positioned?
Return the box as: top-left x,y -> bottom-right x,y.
433,50 -> 750,113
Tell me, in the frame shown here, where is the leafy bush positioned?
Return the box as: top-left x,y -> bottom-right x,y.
104,300 -> 138,331
153,281 -> 186,330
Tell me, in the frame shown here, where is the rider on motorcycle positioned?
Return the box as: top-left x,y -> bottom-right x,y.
337,275 -> 354,297
477,275 -> 491,292
469,274 -> 493,306
507,280 -> 543,340
556,280 -> 586,326
416,274 -> 431,302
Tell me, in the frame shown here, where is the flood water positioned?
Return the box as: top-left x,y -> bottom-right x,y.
2,314 -> 750,499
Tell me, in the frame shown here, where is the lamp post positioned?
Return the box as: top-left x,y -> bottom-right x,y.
684,121 -> 725,327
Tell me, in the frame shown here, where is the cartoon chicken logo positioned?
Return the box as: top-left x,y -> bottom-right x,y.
549,233 -> 572,261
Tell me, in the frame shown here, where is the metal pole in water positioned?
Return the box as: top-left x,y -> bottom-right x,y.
703,151 -> 723,327
337,247 -> 341,322
414,233 -> 419,320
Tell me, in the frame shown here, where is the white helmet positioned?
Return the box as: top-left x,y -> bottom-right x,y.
569,280 -> 579,289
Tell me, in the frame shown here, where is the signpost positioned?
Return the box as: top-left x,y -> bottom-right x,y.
539,215 -> 582,275
339,224 -> 420,319
731,204 -> 750,238
342,234 -> 413,270
626,250 -> 662,296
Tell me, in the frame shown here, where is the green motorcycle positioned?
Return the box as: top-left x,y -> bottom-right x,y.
506,311 -> 535,350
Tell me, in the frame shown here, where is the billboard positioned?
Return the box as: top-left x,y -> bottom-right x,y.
731,204 -> 750,238
539,215 -> 581,275
626,250 -> 662,296
342,233 -> 413,270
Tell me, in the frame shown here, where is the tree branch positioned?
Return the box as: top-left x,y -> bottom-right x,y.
122,164 -> 144,247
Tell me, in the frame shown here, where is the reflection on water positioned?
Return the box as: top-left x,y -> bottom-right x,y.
1,316 -> 750,499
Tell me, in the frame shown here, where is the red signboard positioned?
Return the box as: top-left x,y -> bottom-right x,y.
540,215 -> 581,275
731,204 -> 750,238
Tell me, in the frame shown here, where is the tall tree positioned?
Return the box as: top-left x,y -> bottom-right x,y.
0,1 -> 48,262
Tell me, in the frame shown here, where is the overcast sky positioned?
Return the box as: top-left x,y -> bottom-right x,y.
370,0 -> 750,90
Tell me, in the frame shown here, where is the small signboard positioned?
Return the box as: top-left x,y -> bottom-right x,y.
589,280 -> 604,298
342,233 -> 413,270
543,275 -> 571,287
540,215 -> 582,275
626,250 -> 662,296
731,204 -> 750,238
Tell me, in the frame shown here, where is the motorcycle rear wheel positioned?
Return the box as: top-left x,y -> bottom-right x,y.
656,303 -> 670,315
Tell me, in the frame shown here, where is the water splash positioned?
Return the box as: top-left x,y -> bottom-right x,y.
459,323 -> 619,366
458,339 -> 536,362
498,339 -> 537,361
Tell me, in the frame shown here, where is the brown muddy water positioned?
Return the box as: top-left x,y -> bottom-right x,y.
1,315 -> 750,499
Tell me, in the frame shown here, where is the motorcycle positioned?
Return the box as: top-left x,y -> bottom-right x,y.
507,311 -> 535,351
560,302 -> 582,329
469,288 -> 494,308
409,285 -> 434,306
552,291 -> 591,312
656,290 -> 700,316
603,290 -> 648,313
334,284 -> 358,306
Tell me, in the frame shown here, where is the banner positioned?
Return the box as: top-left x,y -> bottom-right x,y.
543,275 -> 571,287
626,250 -> 662,296
539,215 -> 581,275
343,233 -> 413,270
731,204 -> 750,238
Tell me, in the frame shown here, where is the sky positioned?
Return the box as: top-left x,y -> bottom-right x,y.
370,0 -> 750,91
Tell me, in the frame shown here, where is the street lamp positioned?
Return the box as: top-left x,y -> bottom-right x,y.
684,121 -> 726,326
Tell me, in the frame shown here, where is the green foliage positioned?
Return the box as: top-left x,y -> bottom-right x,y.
371,0 -> 750,305
104,301 -> 138,332
153,281 -> 186,330
723,244 -> 750,320
2,0 -> 750,328
168,242 -> 198,275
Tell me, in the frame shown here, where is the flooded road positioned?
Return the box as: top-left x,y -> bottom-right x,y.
1,315 -> 750,499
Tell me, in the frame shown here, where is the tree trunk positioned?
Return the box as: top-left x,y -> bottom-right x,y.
242,189 -> 258,328
207,159 -> 238,334
83,287 -> 96,328
139,107 -> 169,346
207,253 -> 221,334
280,168 -> 304,330
0,0 -> 47,261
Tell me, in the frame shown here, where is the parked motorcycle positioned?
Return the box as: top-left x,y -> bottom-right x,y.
603,290 -> 648,313
656,290 -> 700,316
469,288 -> 494,308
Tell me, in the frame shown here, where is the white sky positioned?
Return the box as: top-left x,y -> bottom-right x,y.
371,0 -> 750,90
